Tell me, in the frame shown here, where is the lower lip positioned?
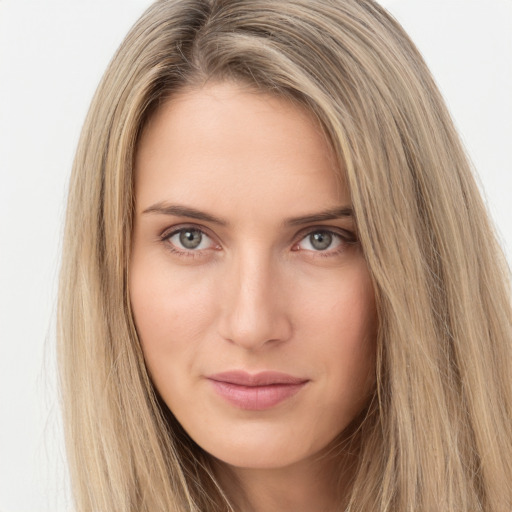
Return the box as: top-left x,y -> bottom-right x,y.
208,380 -> 307,410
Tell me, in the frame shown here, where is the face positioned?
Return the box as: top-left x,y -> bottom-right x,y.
130,82 -> 376,470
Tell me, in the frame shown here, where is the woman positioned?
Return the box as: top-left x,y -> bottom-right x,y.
58,0 -> 512,510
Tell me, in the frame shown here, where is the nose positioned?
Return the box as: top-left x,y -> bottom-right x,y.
217,250 -> 293,351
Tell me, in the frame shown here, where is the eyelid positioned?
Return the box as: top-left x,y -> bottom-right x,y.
160,222 -> 214,240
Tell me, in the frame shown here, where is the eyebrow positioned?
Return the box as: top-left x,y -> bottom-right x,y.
284,206 -> 354,226
142,202 -> 228,226
142,202 -> 353,227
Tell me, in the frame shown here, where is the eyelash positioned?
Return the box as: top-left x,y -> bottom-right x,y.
160,225 -> 357,258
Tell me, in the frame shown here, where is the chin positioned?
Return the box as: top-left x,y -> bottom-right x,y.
185,415 -> 346,471
210,443 -> 313,470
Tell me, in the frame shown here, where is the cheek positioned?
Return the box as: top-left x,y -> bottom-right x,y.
129,253 -> 218,376
300,265 -> 377,398
299,261 -> 376,341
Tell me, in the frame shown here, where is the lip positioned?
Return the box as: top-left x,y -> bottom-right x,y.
207,371 -> 309,410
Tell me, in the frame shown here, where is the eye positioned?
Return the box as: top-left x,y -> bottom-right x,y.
294,229 -> 353,253
164,227 -> 216,252
302,231 -> 336,251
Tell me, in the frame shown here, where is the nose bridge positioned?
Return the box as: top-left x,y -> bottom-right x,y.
218,245 -> 291,349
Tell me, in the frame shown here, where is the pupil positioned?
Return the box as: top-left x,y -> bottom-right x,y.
310,231 -> 332,250
179,229 -> 202,249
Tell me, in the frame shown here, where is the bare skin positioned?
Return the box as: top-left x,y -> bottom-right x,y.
130,81 -> 376,511
214,438 -> 359,512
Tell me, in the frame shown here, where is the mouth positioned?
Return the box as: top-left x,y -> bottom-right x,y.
206,371 -> 309,410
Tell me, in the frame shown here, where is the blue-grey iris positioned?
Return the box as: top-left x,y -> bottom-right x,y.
180,229 -> 202,249
310,231 -> 332,250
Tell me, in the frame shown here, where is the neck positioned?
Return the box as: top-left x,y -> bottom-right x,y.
213,442 -> 357,512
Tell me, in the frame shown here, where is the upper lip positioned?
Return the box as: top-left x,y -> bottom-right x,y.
207,370 -> 309,387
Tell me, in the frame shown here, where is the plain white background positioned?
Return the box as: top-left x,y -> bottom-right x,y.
0,1 -> 511,511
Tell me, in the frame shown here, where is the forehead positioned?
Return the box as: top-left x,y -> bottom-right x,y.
134,82 -> 348,221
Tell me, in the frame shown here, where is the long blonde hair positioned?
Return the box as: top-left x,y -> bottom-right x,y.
58,0 -> 512,510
